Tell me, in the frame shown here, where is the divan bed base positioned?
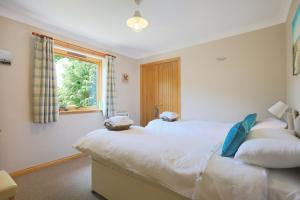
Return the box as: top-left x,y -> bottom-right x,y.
91,159 -> 189,200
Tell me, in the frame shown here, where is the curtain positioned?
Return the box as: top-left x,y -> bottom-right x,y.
32,36 -> 58,123
102,55 -> 116,118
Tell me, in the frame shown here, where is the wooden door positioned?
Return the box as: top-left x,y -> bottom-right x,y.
140,64 -> 158,126
140,58 -> 180,126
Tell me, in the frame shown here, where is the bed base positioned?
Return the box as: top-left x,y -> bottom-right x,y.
91,159 -> 189,200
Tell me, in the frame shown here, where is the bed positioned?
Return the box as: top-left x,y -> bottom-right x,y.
74,119 -> 300,200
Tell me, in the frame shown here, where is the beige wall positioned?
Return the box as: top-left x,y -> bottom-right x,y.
286,0 -> 300,132
0,16 -> 139,172
140,24 -> 287,122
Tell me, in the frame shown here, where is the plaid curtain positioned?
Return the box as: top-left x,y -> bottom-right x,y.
103,56 -> 116,118
32,36 -> 58,123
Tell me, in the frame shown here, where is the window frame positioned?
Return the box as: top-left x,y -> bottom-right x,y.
54,47 -> 102,115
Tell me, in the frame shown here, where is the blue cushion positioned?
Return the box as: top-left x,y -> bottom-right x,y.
243,113 -> 257,132
221,121 -> 247,157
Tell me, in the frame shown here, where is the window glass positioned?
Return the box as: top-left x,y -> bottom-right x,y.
54,55 -> 98,110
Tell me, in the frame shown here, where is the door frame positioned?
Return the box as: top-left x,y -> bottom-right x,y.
140,57 -> 181,126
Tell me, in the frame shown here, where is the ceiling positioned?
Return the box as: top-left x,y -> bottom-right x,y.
0,0 -> 292,59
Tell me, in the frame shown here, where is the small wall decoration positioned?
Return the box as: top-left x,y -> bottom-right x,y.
216,57 -> 227,61
292,5 -> 300,75
122,73 -> 129,82
0,49 -> 11,65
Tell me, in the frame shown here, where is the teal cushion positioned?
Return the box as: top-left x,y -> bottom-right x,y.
221,121 -> 247,157
243,113 -> 257,132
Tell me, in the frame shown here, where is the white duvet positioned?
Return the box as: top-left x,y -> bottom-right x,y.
74,119 -> 268,200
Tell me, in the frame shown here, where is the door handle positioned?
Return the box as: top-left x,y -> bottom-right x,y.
154,106 -> 159,118
154,105 -> 163,118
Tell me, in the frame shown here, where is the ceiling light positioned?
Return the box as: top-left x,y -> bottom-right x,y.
127,0 -> 148,32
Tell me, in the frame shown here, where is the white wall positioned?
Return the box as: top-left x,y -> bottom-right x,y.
139,24 -> 287,122
0,16 -> 139,172
286,0 -> 300,132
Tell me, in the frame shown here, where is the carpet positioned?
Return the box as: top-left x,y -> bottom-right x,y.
14,156 -> 106,200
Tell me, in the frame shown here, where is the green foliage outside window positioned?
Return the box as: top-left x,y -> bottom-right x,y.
54,55 -> 97,108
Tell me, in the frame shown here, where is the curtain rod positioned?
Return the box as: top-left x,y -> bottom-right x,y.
32,32 -> 116,58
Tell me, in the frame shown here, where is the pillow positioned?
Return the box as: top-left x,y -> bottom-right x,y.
235,129 -> 300,168
251,117 -> 287,130
221,121 -> 247,157
247,128 -> 296,140
243,113 -> 257,132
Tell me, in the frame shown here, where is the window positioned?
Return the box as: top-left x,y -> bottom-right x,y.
54,46 -> 102,114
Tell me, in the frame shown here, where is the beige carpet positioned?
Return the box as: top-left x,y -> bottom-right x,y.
14,156 -> 106,200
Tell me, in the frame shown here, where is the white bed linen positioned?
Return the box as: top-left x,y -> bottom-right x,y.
195,149 -> 300,200
74,120 -> 269,200
268,168 -> 300,200
196,151 -> 268,200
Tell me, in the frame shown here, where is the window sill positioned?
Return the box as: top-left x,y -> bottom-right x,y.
59,108 -> 101,115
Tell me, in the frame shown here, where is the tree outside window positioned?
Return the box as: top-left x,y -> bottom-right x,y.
54,55 -> 98,110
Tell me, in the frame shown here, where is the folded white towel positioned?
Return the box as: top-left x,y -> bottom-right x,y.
104,116 -> 134,127
159,112 -> 178,120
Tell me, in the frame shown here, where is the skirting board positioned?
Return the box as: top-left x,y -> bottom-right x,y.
10,153 -> 86,178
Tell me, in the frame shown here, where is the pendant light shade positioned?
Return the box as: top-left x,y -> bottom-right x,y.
127,0 -> 148,32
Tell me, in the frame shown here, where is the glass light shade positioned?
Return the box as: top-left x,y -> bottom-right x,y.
268,101 -> 289,119
127,10 -> 148,32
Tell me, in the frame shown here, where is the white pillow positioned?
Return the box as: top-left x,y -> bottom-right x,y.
251,117 -> 287,130
247,128 -> 296,139
235,129 -> 300,168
